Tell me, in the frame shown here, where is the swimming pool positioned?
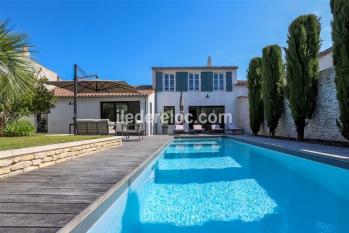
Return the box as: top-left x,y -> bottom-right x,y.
75,137 -> 349,233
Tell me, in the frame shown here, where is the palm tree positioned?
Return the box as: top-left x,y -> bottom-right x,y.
0,21 -> 35,132
0,21 -> 35,99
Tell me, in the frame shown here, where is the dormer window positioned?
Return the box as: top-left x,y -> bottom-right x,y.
164,74 -> 175,91
213,73 -> 224,91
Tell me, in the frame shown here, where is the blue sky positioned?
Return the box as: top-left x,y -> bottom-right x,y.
1,0 -> 332,83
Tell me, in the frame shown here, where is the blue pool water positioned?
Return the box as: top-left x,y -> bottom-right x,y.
85,138 -> 349,233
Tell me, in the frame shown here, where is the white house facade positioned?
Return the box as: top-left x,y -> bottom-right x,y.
43,49 -> 343,141
48,85 -> 155,135
46,59 -> 247,136
152,59 -> 247,134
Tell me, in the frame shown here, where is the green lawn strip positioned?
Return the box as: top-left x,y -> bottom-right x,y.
0,135 -> 108,151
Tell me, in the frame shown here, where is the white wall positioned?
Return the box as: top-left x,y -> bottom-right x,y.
235,96 -> 251,134
234,84 -> 248,97
25,48 -> 60,82
48,96 -> 153,135
146,93 -> 155,135
48,98 -> 74,134
319,51 -> 333,71
32,61 -> 60,81
153,69 -> 249,134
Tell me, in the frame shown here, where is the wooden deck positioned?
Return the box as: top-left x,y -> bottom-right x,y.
0,136 -> 172,233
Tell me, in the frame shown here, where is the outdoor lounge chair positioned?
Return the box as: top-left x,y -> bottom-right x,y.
225,123 -> 244,135
193,124 -> 204,134
211,124 -> 224,134
174,125 -> 185,135
76,119 -> 116,135
86,121 -> 98,135
76,121 -> 88,135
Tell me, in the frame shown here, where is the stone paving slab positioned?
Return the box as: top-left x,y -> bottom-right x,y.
0,136 -> 172,233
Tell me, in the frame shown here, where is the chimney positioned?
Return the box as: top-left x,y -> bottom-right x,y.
23,46 -> 30,58
207,56 -> 212,67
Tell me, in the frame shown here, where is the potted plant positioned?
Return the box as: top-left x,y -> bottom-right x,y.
162,122 -> 169,135
160,112 -> 169,135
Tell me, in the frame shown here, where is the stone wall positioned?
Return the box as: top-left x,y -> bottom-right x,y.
0,137 -> 122,178
237,67 -> 347,142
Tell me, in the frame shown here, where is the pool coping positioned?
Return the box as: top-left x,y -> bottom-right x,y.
226,135 -> 349,170
57,136 -> 173,233
175,135 -> 349,169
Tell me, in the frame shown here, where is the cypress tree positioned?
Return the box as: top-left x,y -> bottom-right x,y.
331,0 -> 349,140
261,45 -> 284,137
247,57 -> 264,135
285,14 -> 321,141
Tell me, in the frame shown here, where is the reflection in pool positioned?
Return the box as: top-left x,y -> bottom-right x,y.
85,138 -> 349,233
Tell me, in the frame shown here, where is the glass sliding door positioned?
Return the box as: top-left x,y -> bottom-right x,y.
101,102 -> 116,122
115,103 -> 128,122
128,102 -> 141,123
101,102 -> 140,125
188,106 -> 225,130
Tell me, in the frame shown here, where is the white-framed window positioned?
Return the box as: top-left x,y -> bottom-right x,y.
163,74 -> 175,91
188,73 -> 200,91
213,73 -> 224,91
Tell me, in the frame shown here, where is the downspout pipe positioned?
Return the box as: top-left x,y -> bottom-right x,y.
144,95 -> 147,136
154,71 -> 158,135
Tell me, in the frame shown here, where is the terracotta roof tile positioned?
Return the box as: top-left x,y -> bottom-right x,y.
54,86 -> 154,98
137,89 -> 155,96
134,85 -> 154,95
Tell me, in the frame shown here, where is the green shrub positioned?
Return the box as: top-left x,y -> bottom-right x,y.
3,120 -> 35,137
261,45 -> 285,137
247,57 -> 264,135
331,0 -> 349,140
285,14 -> 321,141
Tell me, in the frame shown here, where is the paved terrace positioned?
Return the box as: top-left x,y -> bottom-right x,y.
229,135 -> 349,169
0,136 -> 172,233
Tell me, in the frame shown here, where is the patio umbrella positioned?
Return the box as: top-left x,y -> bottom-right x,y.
47,80 -> 140,134
47,80 -> 139,94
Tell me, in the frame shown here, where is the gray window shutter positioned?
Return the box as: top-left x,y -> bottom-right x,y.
176,72 -> 188,92
201,72 -> 213,92
156,72 -> 163,91
226,71 -> 233,91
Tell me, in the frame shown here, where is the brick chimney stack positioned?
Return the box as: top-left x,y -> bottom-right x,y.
207,56 -> 212,67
